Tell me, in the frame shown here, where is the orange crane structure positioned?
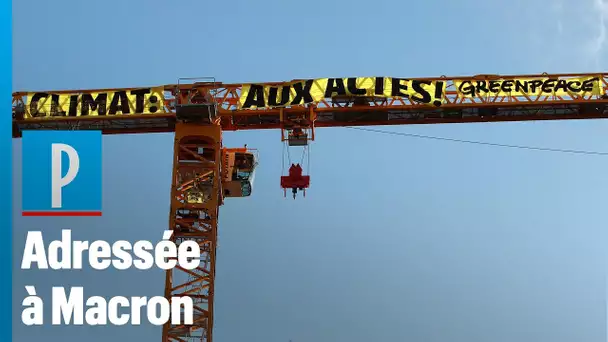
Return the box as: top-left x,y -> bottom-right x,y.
11,72 -> 608,341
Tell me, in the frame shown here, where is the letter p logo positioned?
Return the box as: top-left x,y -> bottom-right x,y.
51,143 -> 80,209
22,131 -> 102,216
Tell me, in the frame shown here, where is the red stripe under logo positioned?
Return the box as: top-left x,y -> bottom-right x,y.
22,211 -> 102,217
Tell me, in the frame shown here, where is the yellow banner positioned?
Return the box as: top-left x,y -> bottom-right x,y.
24,87 -> 165,118
238,77 -> 447,109
454,76 -> 603,98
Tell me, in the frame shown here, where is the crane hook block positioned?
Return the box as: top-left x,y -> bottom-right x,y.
280,163 -> 310,199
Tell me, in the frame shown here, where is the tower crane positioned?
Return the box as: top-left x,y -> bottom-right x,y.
11,73 -> 608,342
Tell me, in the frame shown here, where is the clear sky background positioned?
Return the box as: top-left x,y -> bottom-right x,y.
11,0 -> 608,341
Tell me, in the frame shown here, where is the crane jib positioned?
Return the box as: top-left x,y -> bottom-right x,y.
10,73 -> 608,136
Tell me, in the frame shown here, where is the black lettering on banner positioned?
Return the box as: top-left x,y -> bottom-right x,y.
374,77 -> 385,96
458,81 -> 474,96
542,79 -> 556,93
410,80 -> 431,104
390,78 -> 409,97
268,85 -> 291,107
501,80 -> 514,93
581,77 -> 599,92
50,94 -> 66,116
68,95 -> 79,116
568,81 -> 581,92
81,93 -> 108,116
108,91 -> 130,114
242,85 -> 265,108
290,80 -> 314,105
149,93 -> 159,113
433,81 -> 444,106
514,80 -> 528,94
554,79 -> 569,93
324,78 -> 346,98
488,81 -> 500,93
529,80 -> 543,93
475,81 -> 489,94
29,93 -> 48,117
346,78 -> 366,95
130,88 -> 150,113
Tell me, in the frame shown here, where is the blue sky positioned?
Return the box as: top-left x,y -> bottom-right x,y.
12,0 -> 608,341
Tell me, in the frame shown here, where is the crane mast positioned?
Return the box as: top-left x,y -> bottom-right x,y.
11,72 -> 608,342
